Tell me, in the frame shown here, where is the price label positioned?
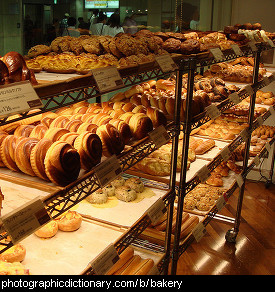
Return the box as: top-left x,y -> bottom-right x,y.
240,128 -> 249,142
0,81 -> 43,119
196,165 -> 211,183
267,39 -> 275,48
262,76 -> 271,87
91,66 -> 124,93
1,197 -> 51,244
90,244 -> 119,275
192,222 -> 206,242
215,193 -> 228,212
269,105 -> 275,115
236,174 -> 244,188
253,155 -> 260,166
147,198 -> 166,225
155,54 -> 178,72
265,142 -> 271,152
220,146 -> 231,161
210,48 -> 225,62
149,125 -> 171,148
244,85 -> 254,96
206,104 -> 221,120
94,155 -> 122,187
231,44 -> 243,56
248,41 -> 257,52
256,116 -> 264,127
229,92 -> 241,105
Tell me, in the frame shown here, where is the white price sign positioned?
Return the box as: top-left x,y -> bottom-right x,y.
210,48 -> 225,62
262,76 -> 271,87
0,81 -> 43,118
94,155 -> 122,187
149,125 -> 171,148
155,54 -> 178,72
206,104 -> 221,120
192,222 -> 206,242
240,128 -> 249,142
220,146 -> 231,161
196,165 -> 211,183
248,41 -> 257,52
90,244 -> 119,275
1,197 -> 51,244
269,105 -> 275,116
229,92 -> 241,105
147,198 -> 166,225
215,193 -> 229,212
236,174 -> 244,188
91,66 -> 124,93
244,85 -> 254,96
253,155 -> 260,166
231,44 -> 243,56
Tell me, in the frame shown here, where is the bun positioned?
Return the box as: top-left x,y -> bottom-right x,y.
30,138 -> 53,181
34,220 -> 58,238
73,131 -> 102,170
115,185 -> 137,202
44,141 -> 81,186
0,242 -> 26,263
124,177 -> 144,193
86,189 -> 108,204
56,211 -> 82,232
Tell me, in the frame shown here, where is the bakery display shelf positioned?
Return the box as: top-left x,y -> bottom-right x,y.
177,135 -> 275,257
0,64 -> 172,127
190,73 -> 275,131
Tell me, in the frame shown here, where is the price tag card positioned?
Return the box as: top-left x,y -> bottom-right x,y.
262,76 -> 271,87
196,165 -> 211,183
1,197 -> 51,244
155,54 -> 178,72
267,38 -> 275,48
147,198 -> 166,225
253,155 -> 260,166
229,92 -> 241,105
265,142 -> 271,152
256,116 -> 264,127
269,105 -> 275,116
210,48 -> 225,62
192,222 -> 206,242
236,174 -> 244,188
240,128 -> 249,142
0,81 -> 43,119
231,44 -> 243,56
94,155 -> 122,187
248,41 -> 257,52
149,125 -> 171,148
215,193 -> 228,212
91,66 -> 124,93
206,104 -> 221,120
220,146 -> 231,162
90,244 -> 119,275
244,84 -> 254,96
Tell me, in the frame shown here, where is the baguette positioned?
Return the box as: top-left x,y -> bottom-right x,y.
119,255 -> 142,275
172,212 -> 189,233
155,212 -> 176,231
132,259 -> 155,275
180,216 -> 199,238
195,139 -> 215,155
105,246 -> 134,275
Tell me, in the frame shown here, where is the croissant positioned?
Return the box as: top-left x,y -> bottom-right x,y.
44,141 -> 81,186
14,137 -> 39,176
30,138 -> 53,181
73,131 -> 102,170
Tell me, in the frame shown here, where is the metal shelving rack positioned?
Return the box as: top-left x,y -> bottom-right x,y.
0,41 -> 274,275
169,41 -> 275,274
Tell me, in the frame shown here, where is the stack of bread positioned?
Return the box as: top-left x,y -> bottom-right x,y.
243,90 -> 275,105
203,57 -> 267,83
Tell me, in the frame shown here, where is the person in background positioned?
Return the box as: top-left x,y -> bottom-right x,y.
123,13 -> 138,34
89,9 -> 99,26
102,13 -> 124,37
59,13 -> 69,36
46,18 -> 59,44
175,3 -> 199,31
62,17 -> 80,37
78,17 -> 90,35
90,12 -> 107,35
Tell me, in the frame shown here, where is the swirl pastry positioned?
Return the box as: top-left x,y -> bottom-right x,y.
14,137 -> 39,176
77,122 -> 98,134
29,124 -> 48,139
13,125 -> 35,137
128,113 -> 153,140
44,141 -> 81,186
0,135 -> 19,172
108,118 -> 132,144
0,131 -> 8,167
96,124 -> 124,157
59,132 -> 79,145
44,128 -> 70,142
30,138 -> 53,181
74,131 -> 102,170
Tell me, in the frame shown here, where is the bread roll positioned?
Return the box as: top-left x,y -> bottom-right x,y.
0,243 -> 26,263
56,211 -> 82,232
180,216 -> 199,238
34,220 -> 58,238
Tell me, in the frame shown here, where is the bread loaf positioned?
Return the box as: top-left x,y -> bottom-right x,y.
194,139 -> 215,155
180,216 -> 199,238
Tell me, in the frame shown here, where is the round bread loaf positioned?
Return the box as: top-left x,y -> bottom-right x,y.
115,185 -> 137,202
56,211 -> 82,232
86,189 -> 108,204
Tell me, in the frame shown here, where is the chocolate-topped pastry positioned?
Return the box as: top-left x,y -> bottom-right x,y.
180,39 -> 200,55
162,38 -> 181,53
224,26 -> 238,34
